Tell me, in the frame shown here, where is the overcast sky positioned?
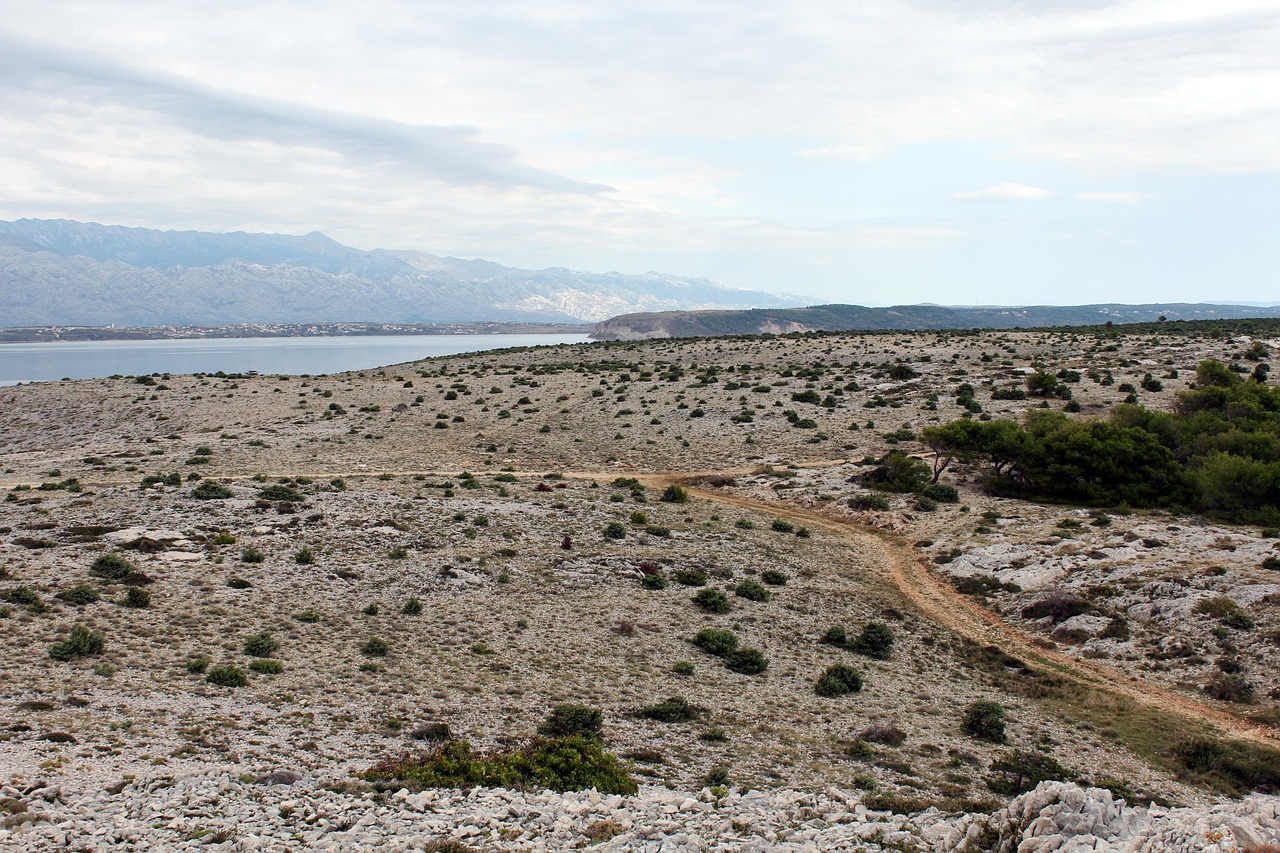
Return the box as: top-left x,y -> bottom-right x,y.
2,1 -> 1278,306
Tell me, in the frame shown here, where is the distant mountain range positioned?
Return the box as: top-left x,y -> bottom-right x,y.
590,303 -> 1280,339
0,218 -> 801,326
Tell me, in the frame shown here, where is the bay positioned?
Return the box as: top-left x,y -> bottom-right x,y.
0,334 -> 592,385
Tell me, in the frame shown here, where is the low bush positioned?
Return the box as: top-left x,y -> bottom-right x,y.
249,659 -> 284,674
1204,673 -> 1255,704
860,720 -> 906,747
294,610 -> 321,623
226,577 -> 252,589
538,705 -> 603,739
243,631 -> 279,657
90,553 -> 134,581
760,569 -> 788,585
294,547 -> 316,565
402,597 -> 423,615
986,750 -> 1074,795
641,573 -> 668,590
602,522 -> 626,540
725,647 -> 768,674
121,587 -> 151,608
822,625 -> 848,646
205,665 -> 248,687
362,637 -> 389,656
660,484 -> 689,503
770,519 -> 794,533
258,484 -> 304,502
734,579 -> 770,602
851,622 -> 895,660
815,664 -> 863,697
1175,737 -> 1280,794
49,624 -> 106,661
185,657 -> 210,673
692,628 -> 739,656
361,735 -> 638,795
673,569 -> 708,586
641,696 -> 696,722
962,701 -> 1007,743
692,589 -> 731,613
240,547 -> 265,564
56,585 -> 100,606
192,481 -> 234,500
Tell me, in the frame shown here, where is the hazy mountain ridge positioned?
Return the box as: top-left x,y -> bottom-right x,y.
591,302 -> 1280,339
0,219 -> 800,326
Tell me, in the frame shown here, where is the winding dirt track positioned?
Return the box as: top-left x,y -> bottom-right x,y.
661,480 -> 1279,749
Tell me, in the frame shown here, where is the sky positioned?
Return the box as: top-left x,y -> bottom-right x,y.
2,0 -> 1279,306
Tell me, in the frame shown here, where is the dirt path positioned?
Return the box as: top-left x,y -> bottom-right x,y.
663,481 -> 1280,748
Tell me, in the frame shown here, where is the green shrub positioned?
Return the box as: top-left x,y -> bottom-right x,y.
294,610 -> 321,623
192,481 -> 234,500
362,637 -> 389,656
205,665 -> 248,687
692,628 -> 739,656
258,484 -> 304,502
361,735 -> 637,795
986,750 -> 1074,795
185,657 -> 210,673
672,661 -> 695,675
760,570 -> 788,586
692,588 -> 731,613
402,597 -> 423,615
851,622 -> 895,660
822,625 -> 848,646
1204,673 -> 1255,703
734,579 -> 770,602
724,647 -> 768,675
538,705 -> 603,739
294,547 -> 316,565
815,664 -> 863,697
962,701 -> 1007,743
641,696 -> 695,722
641,573 -> 668,590
49,624 -> 106,661
121,587 -> 151,608
661,484 -> 689,503
673,569 -> 708,586
249,659 -> 284,674
922,483 -> 959,503
240,547 -> 265,564
243,631 -> 279,657
770,519 -> 794,533
90,553 -> 134,581
602,522 -> 626,540
56,585 -> 100,606
1174,737 -> 1280,794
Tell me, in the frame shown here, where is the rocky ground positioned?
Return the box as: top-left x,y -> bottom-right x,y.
2,327 -> 1279,850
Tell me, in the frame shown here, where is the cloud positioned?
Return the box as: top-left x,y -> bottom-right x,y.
0,31 -> 607,195
955,183 -> 1056,200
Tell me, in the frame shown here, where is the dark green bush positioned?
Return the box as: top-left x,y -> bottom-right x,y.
641,696 -> 695,722
822,625 -> 848,646
49,624 -> 106,661
205,665 -> 248,687
1175,737 -> 1280,794
192,481 -> 234,500
294,547 -> 316,565
362,637 -> 389,656
402,597 -> 423,615
692,628 -> 739,656
986,750 -> 1074,795
672,661 -> 695,675
249,659 -> 284,674
226,577 -> 252,589
735,579 -> 770,602
661,484 -> 689,503
760,569 -> 788,585
922,483 -> 959,503
90,553 -> 134,581
294,610 -> 321,623
56,585 -> 99,606
185,657 -> 210,673
724,647 -> 768,674
692,589 -> 731,613
852,622 -> 895,660
962,701 -> 1008,743
243,631 -> 279,657
602,522 -> 626,540
641,573 -> 668,590
258,484 -> 304,502
362,735 -> 637,795
240,547 -> 265,564
673,569 -> 708,586
121,587 -> 151,608
770,518 -> 794,533
860,452 -> 931,493
537,704 -> 603,739
815,664 -> 863,697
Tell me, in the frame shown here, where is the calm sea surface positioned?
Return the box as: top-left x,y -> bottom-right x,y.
0,334 -> 592,385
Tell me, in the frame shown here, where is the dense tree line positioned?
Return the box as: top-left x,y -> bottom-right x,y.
921,360 -> 1280,523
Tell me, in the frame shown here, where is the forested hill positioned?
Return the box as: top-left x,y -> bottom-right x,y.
590,303 -> 1280,339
